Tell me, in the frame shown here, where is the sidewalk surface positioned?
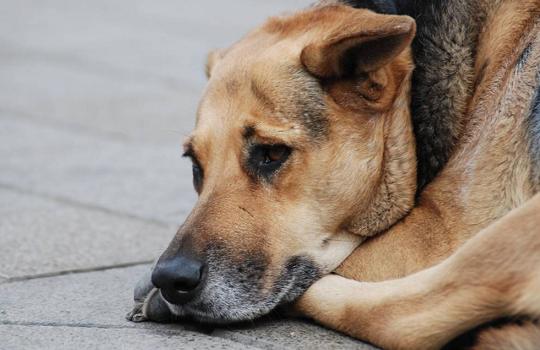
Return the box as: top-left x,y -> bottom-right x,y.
0,1 -> 377,349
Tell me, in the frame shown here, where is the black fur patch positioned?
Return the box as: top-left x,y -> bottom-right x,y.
517,43 -> 533,72
405,0 -> 486,190
340,0 -> 398,14
528,72 -> 540,188
278,256 -> 321,304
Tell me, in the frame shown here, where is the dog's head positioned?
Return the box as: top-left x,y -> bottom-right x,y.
152,5 -> 417,323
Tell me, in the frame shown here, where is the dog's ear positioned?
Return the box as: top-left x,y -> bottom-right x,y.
205,49 -> 226,78
301,10 -> 415,78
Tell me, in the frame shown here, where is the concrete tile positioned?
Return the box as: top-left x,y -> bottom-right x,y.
0,189 -> 173,278
0,0 -> 313,87
0,58 -> 199,145
216,319 -> 378,350
0,117 -> 197,224
0,265 -> 154,327
0,325 -> 255,350
0,0 -> 310,146
0,265 -> 376,349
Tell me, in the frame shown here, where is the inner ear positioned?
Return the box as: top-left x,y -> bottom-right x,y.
341,31 -> 413,73
301,10 -> 415,79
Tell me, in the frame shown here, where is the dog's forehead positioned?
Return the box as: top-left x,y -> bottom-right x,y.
196,55 -> 328,144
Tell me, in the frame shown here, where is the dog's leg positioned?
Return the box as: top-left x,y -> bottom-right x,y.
296,194 -> 540,350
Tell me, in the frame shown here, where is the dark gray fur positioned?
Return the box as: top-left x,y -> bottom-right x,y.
343,0 -> 490,190
528,72 -> 540,190
515,42 -> 540,189
340,0 -> 398,14
287,67 -> 329,142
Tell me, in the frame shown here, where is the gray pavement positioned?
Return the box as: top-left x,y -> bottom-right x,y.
0,0 -> 376,348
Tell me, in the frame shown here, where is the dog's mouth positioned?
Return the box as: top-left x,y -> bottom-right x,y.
157,255 -> 321,324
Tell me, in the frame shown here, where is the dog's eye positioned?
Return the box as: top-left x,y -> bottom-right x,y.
182,147 -> 204,193
248,144 -> 291,180
192,162 -> 203,192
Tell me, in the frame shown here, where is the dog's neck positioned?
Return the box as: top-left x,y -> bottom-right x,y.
346,71 -> 417,238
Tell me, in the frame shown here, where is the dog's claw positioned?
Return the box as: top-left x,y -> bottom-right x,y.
127,267 -> 176,323
126,302 -> 148,322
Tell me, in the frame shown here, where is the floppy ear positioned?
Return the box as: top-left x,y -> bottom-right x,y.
205,49 -> 226,78
301,9 -> 415,78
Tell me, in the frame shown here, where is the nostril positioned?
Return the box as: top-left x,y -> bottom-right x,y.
172,267 -> 202,292
151,255 -> 206,304
173,278 -> 197,292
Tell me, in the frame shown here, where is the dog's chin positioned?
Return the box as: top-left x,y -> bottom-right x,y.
163,284 -> 301,324
162,256 -> 321,324
165,300 -> 278,324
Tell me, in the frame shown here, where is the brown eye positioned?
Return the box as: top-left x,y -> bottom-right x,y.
265,145 -> 290,164
247,144 -> 291,180
192,162 -> 203,192
182,149 -> 203,193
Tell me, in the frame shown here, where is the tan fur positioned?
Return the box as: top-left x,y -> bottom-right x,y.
156,2 -> 540,348
295,2 -> 540,349
297,194 -> 540,350
176,5 -> 420,282
334,1 -> 540,282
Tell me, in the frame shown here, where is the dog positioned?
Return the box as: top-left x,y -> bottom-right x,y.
127,1 -> 540,348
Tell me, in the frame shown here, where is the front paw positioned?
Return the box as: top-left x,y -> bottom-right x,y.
126,268 -> 176,323
293,275 -> 353,324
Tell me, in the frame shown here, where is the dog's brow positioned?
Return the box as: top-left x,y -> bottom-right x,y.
250,80 -> 275,111
287,68 -> 328,141
242,125 -> 256,139
182,139 -> 195,157
242,124 -> 301,145
250,68 -> 328,142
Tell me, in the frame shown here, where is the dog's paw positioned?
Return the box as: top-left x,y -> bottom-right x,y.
126,301 -> 147,323
126,268 -> 176,323
293,274 -> 352,321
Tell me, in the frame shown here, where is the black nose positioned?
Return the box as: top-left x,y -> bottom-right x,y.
151,255 -> 206,305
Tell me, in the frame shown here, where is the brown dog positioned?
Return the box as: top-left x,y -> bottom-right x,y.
129,1 -> 540,348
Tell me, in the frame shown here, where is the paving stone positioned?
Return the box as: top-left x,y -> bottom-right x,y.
0,117 -> 197,224
224,318 -> 379,350
0,0 -> 312,146
0,57 -> 200,145
0,265 -> 155,327
0,325 -> 255,350
0,265 -> 376,349
0,189 -> 174,278
216,320 -> 378,350
0,0 -> 313,88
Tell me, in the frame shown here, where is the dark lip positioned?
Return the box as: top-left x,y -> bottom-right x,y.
159,288 -> 196,305
158,264 -> 208,305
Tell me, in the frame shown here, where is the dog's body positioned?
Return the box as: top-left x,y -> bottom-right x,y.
129,1 -> 540,348
332,0 -> 540,280
299,1 -> 540,348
